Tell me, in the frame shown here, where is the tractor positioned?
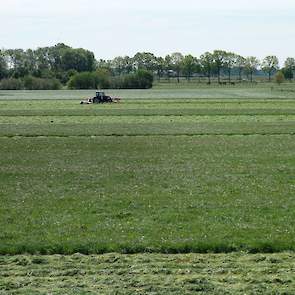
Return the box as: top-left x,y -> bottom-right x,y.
80,91 -> 120,104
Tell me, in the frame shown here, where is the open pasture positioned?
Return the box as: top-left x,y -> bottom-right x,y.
1,86 -> 295,255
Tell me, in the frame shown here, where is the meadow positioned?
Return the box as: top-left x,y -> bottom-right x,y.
1,83 -> 295,293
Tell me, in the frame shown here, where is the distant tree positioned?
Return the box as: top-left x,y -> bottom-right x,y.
212,50 -> 227,83
34,47 -> 51,76
111,56 -> 126,75
199,52 -> 214,84
111,56 -> 133,75
283,57 -> 295,80
261,55 -> 279,81
224,52 -> 236,82
0,50 -> 8,79
235,55 -> 246,81
48,43 -> 70,72
96,59 -> 112,72
61,48 -> 95,72
170,52 -> 184,83
164,54 -> 172,81
275,71 -> 285,85
155,56 -> 165,81
6,49 -> 30,78
133,52 -> 157,72
181,54 -> 197,81
282,67 -> 294,81
244,56 -> 260,82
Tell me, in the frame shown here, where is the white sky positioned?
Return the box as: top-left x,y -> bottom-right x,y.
1,0 -> 294,63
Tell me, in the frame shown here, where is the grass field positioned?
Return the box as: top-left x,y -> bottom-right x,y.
1,85 -> 295,293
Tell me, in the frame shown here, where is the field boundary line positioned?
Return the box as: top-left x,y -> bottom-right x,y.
1,132 -> 295,138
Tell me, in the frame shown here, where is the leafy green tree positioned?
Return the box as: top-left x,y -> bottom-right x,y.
170,52 -> 184,83
235,55 -> 246,81
61,48 -> 95,72
224,52 -> 236,82
164,54 -> 172,81
0,50 -> 8,79
200,52 -> 214,84
181,55 -> 198,81
111,56 -> 133,75
245,56 -> 260,82
133,52 -> 157,72
282,67 -> 293,80
284,57 -> 295,69
111,56 -> 125,75
212,50 -> 227,83
261,55 -> 279,81
283,57 -> 295,80
155,57 -> 165,81
96,59 -> 112,72
6,49 -> 30,78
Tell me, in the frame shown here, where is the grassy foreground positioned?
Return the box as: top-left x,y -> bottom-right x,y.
1,253 -> 295,294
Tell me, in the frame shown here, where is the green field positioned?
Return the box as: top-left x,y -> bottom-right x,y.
1,85 -> 295,254
1,85 -> 295,293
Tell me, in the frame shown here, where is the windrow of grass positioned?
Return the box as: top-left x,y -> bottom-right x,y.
1,253 -> 295,294
0,122 -> 295,137
1,135 -> 295,254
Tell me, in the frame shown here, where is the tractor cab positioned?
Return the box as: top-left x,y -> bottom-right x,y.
96,91 -> 105,98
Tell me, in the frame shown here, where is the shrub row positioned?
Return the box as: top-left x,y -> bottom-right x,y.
68,70 -> 154,89
0,77 -> 62,90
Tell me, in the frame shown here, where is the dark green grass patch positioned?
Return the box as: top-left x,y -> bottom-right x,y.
1,135 -> 295,254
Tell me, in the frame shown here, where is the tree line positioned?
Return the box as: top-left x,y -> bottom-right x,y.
0,43 -> 294,89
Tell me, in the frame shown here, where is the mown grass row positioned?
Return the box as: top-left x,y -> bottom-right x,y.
2,108 -> 295,117
0,122 -> 294,137
2,253 -> 295,294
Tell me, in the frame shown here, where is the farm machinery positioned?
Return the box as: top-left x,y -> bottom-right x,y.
80,91 -> 121,104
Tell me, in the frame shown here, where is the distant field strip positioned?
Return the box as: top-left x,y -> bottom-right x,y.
0,99 -> 295,137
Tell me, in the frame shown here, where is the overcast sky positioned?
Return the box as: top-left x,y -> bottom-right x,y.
1,0 -> 294,63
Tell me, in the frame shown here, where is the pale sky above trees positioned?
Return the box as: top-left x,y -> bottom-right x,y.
1,0 -> 294,63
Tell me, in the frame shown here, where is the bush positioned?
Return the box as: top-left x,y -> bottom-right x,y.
0,77 -> 62,90
275,71 -> 285,85
111,70 -> 154,89
68,72 -> 98,89
23,76 -> 62,90
0,78 -> 24,90
68,70 -> 154,90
